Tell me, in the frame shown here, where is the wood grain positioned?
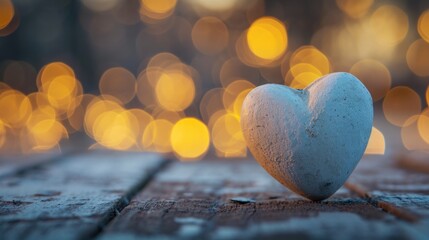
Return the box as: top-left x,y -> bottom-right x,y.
99,158 -> 425,240
0,151 -> 166,240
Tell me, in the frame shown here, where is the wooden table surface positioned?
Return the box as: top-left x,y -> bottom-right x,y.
1,150 -> 429,240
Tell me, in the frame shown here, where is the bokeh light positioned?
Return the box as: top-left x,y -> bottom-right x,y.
155,70 -> 195,112
0,0 -> 14,30
406,39 -> 429,77
140,0 -> 177,21
171,118 -> 209,160
364,127 -> 385,155
383,87 -> 421,127
336,0 -> 374,19
99,67 -> 137,105
222,80 -> 255,114
191,16 -> 229,55
418,9 -> 429,43
92,109 -> 138,150
417,108 -> 429,145
370,5 -> 409,47
246,17 -> 287,60
288,46 -> 330,88
350,59 -> 391,102
26,108 -> 67,151
401,115 -> 429,151
0,90 -> 32,128
212,113 -> 247,157
142,119 -> 173,153
186,0 -> 243,12
1,1 -> 429,159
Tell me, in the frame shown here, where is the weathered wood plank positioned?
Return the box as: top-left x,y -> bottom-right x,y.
0,134 -> 91,178
0,151 -> 167,240
346,154 -> 429,235
0,151 -> 63,178
348,156 -> 429,217
99,159 -> 424,240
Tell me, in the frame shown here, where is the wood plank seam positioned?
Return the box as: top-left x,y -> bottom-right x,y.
344,182 -> 421,222
81,158 -> 172,240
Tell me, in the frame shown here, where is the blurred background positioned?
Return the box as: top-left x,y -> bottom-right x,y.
0,0 -> 428,160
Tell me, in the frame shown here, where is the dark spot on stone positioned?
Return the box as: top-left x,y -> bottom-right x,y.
324,182 -> 332,187
305,128 -> 317,138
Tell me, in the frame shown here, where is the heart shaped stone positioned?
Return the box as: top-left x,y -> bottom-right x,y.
241,72 -> 373,201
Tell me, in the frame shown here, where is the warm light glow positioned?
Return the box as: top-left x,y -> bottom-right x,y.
171,118 -> 210,160
199,88 -> 225,124
0,0 -> 14,30
336,0 -> 374,19
141,0 -> 176,14
418,9 -> 429,43
401,115 -> 429,150
155,71 -> 195,112
219,58 -> 259,88
247,17 -> 287,60
222,80 -> 255,114
142,119 -> 173,152
153,109 -> 183,123
233,88 -> 252,117
84,98 -> 123,138
25,107 -> 67,151
37,62 -> 81,117
406,39 -> 429,77
92,109 -> 138,150
191,16 -> 229,55
426,87 -> 429,106
211,113 -> 247,157
364,127 -> 385,155
136,69 -> 158,107
370,5 -> 408,47
0,90 -> 32,128
284,63 -> 323,87
417,108 -> 429,145
128,108 -> 153,149
0,119 -> 6,148
99,67 -> 137,105
46,75 -> 78,113
186,0 -> 241,11
1,2 -> 425,157
290,46 -> 330,78
290,72 -> 321,89
140,0 -> 177,21
350,59 -> 391,102
290,63 -> 323,77
66,94 -> 94,132
383,87 -> 421,127
38,62 -> 75,92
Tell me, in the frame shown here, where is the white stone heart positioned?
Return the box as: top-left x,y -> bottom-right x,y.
241,72 -> 373,201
